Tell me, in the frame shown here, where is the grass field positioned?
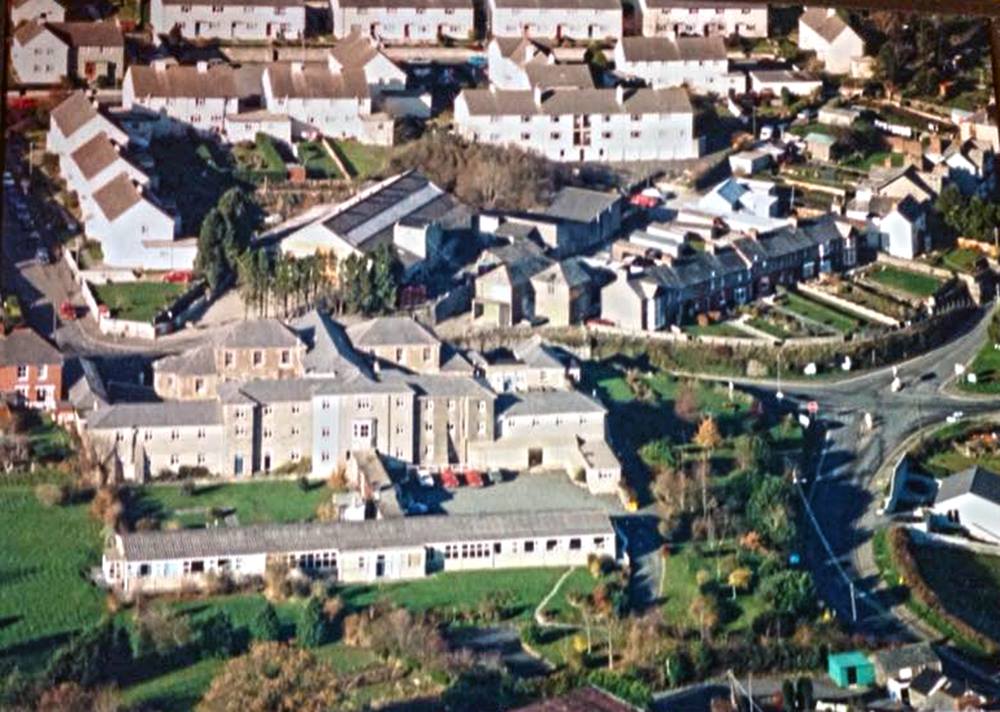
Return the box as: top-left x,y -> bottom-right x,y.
91,281 -> 186,322
960,340 -> 1000,395
867,266 -> 941,298
127,480 -> 332,528
333,140 -> 388,179
782,292 -> 860,333
938,247 -> 984,274
297,140 -> 342,179
747,317 -> 793,340
0,487 -> 104,669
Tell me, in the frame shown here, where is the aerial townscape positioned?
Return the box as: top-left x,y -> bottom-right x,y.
3,0 -> 1000,710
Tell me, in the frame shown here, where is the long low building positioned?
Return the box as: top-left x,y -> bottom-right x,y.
102,509 -> 617,595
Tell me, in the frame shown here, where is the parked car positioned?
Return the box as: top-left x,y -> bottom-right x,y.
946,411 -> 965,424
440,468 -> 460,489
464,469 -> 484,487
59,301 -> 77,321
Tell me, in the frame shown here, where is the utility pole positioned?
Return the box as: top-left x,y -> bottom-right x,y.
850,580 -> 857,623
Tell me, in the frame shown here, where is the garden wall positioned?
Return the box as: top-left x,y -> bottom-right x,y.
796,283 -> 900,327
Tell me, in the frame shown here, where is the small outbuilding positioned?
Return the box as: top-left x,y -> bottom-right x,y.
828,650 -> 875,688
806,132 -> 837,162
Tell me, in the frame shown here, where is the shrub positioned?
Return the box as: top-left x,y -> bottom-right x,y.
297,597 -> 326,648
179,480 -> 196,497
250,602 -> 282,642
89,487 -> 123,529
35,483 -> 67,508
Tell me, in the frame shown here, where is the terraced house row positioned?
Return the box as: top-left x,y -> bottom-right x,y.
83,312 -> 621,495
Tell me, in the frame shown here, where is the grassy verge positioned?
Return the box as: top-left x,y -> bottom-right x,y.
960,341 -> 1000,395
91,281 -> 186,322
682,322 -> 751,338
937,247 -> 983,274
867,266 -> 941,298
0,487 -> 104,670
297,140 -> 342,179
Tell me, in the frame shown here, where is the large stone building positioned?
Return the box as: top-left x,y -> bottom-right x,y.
454,85 -> 701,163
102,508 -> 617,595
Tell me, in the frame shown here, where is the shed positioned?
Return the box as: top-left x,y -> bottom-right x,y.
729,149 -> 773,176
828,651 -> 875,688
806,132 -> 837,162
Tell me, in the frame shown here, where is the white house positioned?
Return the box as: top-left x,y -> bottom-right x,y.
931,466 -> 1000,545
454,85 -> 701,163
613,35 -> 744,94
61,132 -> 149,212
329,30 -> 408,96
749,69 -> 822,97
150,0 -> 307,41
798,7 -> 865,76
262,59 -> 393,145
636,0 -> 767,38
11,0 -> 65,25
84,172 -> 194,270
487,37 -> 595,91
224,110 -> 294,145
329,0 -> 475,43
122,61 -> 244,136
878,195 -> 928,260
487,0 -> 623,41
942,139 -> 995,196
12,21 -> 68,85
47,92 -> 130,156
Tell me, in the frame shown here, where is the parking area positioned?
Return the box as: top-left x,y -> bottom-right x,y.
401,470 -> 624,517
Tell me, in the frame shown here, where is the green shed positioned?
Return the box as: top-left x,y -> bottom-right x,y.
828,651 -> 875,688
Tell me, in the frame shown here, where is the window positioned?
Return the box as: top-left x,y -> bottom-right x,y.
356,397 -> 371,410
321,426 -> 330,437
263,428 -> 272,439
546,539 -> 558,551
197,453 -> 206,465
353,421 -> 371,440
144,430 -> 153,441
34,388 -> 46,402
321,450 -> 330,463
630,130 -> 641,139
170,429 -> 179,441
395,347 -> 403,361
395,396 -> 405,408
550,132 -> 561,140
223,351 -> 233,368
197,428 -> 206,439
194,377 -> 205,394
292,404 -> 301,414
321,400 -> 330,411
422,347 -> 431,362
524,540 -> 535,553
478,421 -> 486,436
493,542 -> 501,554
593,536 -> 606,549
447,399 -> 456,411
424,421 -> 433,432
16,365 -> 27,381
38,364 -> 47,380
280,350 -> 291,366
170,453 -> 180,466
569,538 -> 581,550
235,425 -> 247,436
290,426 -> 300,436
252,350 -> 263,367
290,450 -> 301,462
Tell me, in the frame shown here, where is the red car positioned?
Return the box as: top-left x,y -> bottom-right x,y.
464,469 -> 484,487
58,301 -> 77,321
440,468 -> 460,489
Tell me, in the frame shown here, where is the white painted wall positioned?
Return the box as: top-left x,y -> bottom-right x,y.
330,0 -> 474,42
637,1 -> 767,38
150,0 -> 306,40
12,30 -> 68,85
488,0 -> 623,40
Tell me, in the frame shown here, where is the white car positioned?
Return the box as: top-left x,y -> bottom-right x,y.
946,411 -> 965,424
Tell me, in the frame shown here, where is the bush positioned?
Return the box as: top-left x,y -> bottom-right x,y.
586,669 -> 653,709
89,487 -> 123,529
250,602 -> 282,642
35,483 -> 67,508
297,597 -> 326,648
179,480 -> 196,497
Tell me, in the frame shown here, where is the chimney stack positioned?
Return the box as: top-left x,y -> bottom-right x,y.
615,84 -> 625,105
196,61 -> 208,74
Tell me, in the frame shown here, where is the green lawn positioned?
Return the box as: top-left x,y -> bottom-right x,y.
782,292 -> 860,333
297,140 -> 342,179
867,266 -> 941,298
747,317 -> 792,340
128,480 -> 332,528
961,339 -> 1000,395
938,247 -> 983,274
840,151 -> 904,171
0,487 -> 104,669
91,281 -> 186,323
333,140 -> 388,179
682,322 -> 750,338
540,568 -> 600,624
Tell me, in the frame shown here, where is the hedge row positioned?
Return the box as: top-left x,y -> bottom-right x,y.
888,527 -> 999,656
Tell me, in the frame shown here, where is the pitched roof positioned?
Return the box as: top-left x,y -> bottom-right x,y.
127,63 -> 245,99
291,310 -> 369,377
47,20 -> 124,47
113,508 -> 614,560
531,259 -> 592,289
13,20 -> 58,45
91,172 -> 144,222
514,686 -> 640,712
387,372 -> 494,398
88,400 -> 222,429
800,7 -> 853,44
153,344 -> 217,377
347,316 -> 440,348
935,466 -> 1000,507
493,0 -> 619,7
484,237 -> 553,285
892,194 -> 924,222
50,91 -> 101,137
328,30 -> 383,68
751,69 -> 820,84
523,63 -> 595,90
870,643 -> 940,675
264,63 -> 368,100
460,86 -> 692,117
545,187 -> 620,223
69,132 -> 122,181
215,318 -> 302,350
0,328 -> 62,367
619,35 -> 726,63
498,389 -> 605,418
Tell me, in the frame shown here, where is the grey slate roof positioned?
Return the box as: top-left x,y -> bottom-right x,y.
312,373 -> 412,396
800,7 -> 853,44
935,466 -> 1000,507
113,508 -> 614,561
498,389 -> 605,417
215,318 -> 302,350
238,378 -> 319,403
512,335 -> 565,369
347,316 -> 440,348
484,238 -> 553,286
870,643 -> 940,676
0,328 -> 63,367
88,400 -> 222,429
291,310 -> 369,377
154,344 -> 217,377
545,187 -> 620,224
531,259 -> 592,290
387,372 -> 494,399
619,36 -> 726,63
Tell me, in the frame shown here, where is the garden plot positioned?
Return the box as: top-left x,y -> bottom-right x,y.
862,265 -> 942,300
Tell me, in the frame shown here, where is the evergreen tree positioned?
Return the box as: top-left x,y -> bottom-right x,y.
297,597 -> 326,648
199,611 -> 240,659
251,602 -> 282,642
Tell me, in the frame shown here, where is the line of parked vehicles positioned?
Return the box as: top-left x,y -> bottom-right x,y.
4,170 -> 50,266
412,465 -> 506,490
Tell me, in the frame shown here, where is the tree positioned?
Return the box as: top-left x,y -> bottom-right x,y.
45,618 -> 131,688
727,567 -> 752,599
693,416 -> 723,542
664,651 -> 692,688
368,244 -> 400,315
782,679 -> 797,712
197,208 -> 231,292
747,475 -> 796,549
735,434 -> 771,471
673,382 -> 698,424
875,43 -> 900,90
198,642 -> 343,712
37,683 -> 119,712
760,570 -> 816,618
297,597 -> 326,648
132,602 -> 193,658
688,594 -> 719,641
568,592 -> 594,654
199,611 -> 241,659
797,676 -> 815,712
251,602 -> 282,642
339,253 -> 370,315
